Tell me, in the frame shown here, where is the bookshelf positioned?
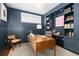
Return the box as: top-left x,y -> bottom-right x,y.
64,3 -> 74,38
45,16 -> 53,36
44,3 -> 79,54
46,15 -> 53,31
46,16 -> 50,31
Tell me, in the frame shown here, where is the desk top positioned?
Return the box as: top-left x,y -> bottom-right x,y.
35,35 -> 55,42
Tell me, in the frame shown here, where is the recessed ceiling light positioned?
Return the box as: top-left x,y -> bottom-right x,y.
35,3 -> 45,10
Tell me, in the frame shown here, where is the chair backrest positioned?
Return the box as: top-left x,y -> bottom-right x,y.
8,35 -> 16,40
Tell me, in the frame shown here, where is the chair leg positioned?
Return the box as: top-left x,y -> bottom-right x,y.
10,42 -> 14,50
12,47 -> 14,50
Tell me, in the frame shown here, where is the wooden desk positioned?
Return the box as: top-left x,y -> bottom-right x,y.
28,35 -> 56,56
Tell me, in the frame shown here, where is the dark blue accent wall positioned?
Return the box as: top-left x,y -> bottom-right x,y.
41,15 -> 45,34
0,4 -> 7,51
7,8 -> 44,43
0,20 -> 7,51
7,8 -> 24,42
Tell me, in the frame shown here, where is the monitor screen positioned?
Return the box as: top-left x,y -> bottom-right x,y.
37,24 -> 42,29
55,15 -> 64,27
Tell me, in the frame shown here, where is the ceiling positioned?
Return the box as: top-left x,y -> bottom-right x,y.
6,3 -> 60,15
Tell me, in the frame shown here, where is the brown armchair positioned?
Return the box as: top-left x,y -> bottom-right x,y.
7,35 -> 21,50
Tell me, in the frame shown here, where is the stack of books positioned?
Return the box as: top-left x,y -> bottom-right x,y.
66,16 -> 73,21
64,7 -> 72,14
67,32 -> 74,37
64,23 -> 73,29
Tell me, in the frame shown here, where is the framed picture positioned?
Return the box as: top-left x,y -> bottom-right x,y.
0,3 -> 7,22
3,9 -> 6,17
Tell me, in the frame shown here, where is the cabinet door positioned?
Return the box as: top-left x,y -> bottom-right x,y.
64,37 -> 76,51
0,3 -> 7,22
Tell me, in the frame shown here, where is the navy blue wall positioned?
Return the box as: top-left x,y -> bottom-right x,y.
0,4 -> 8,51
0,20 -> 7,51
7,8 -> 44,43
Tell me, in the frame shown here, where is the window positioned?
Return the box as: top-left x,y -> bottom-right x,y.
21,12 -> 41,24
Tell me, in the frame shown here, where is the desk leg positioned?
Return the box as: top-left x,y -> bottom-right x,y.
53,46 -> 56,56
27,42 -> 29,46
35,52 -> 37,56
19,41 -> 21,46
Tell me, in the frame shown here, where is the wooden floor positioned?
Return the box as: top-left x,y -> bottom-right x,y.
8,43 -> 78,56
0,45 -> 11,56
0,43 -> 78,56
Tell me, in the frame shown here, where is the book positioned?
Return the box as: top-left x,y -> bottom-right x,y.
71,23 -> 74,29
67,24 -> 69,29
47,26 -> 50,29
64,24 -> 67,29
72,32 -> 74,37
66,16 -> 73,21
69,32 -> 72,37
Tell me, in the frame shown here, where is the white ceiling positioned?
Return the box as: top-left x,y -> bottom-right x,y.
6,3 -> 60,15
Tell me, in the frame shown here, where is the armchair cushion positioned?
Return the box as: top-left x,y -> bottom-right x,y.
11,39 -> 21,43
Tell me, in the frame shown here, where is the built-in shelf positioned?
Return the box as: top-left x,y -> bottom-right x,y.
64,29 -> 74,30
65,20 -> 74,24
64,3 -> 74,38
46,16 -> 50,31
64,11 -> 73,15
